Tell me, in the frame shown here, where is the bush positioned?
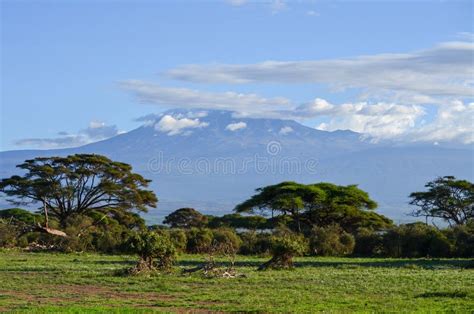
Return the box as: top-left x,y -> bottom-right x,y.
382,223 -> 452,258
169,228 -> 187,253
353,228 -> 384,256
259,233 -> 308,270
186,228 -> 214,253
309,224 -> 355,256
448,221 -> 474,257
239,231 -> 273,255
212,228 -> 242,254
58,215 -> 96,252
126,230 -> 176,272
0,221 -> 18,248
93,223 -> 133,253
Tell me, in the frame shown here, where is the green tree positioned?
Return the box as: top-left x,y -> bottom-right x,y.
235,181 -> 390,233
409,176 -> 473,226
0,208 -> 43,224
163,208 -> 207,229
0,154 -> 157,226
206,213 -> 268,230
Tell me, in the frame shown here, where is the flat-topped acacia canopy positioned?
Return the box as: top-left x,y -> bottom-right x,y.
0,154 -> 158,228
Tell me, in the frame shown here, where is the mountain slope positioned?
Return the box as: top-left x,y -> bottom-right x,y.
1,110 -> 473,223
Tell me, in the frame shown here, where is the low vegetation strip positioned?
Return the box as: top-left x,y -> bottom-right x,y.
0,250 -> 473,313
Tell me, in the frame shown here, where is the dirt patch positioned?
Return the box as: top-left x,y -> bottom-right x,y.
0,285 -> 228,312
49,284 -> 177,302
0,285 -> 177,311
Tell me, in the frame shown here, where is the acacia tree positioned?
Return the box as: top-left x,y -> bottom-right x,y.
235,181 -> 390,233
409,176 -> 474,226
0,154 -> 158,227
163,208 -> 208,228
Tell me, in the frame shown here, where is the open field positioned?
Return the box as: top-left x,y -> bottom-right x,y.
0,250 -> 473,313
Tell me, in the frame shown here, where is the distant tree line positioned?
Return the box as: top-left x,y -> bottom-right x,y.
0,154 -> 473,271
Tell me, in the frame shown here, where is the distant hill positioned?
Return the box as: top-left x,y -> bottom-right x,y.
1,109 -> 473,224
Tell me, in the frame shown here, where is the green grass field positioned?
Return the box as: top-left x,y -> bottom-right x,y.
0,250 -> 473,313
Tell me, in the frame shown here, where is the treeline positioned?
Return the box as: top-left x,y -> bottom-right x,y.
1,205 -> 473,259
0,154 -> 473,272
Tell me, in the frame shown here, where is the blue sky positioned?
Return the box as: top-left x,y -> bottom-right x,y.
1,0 -> 473,150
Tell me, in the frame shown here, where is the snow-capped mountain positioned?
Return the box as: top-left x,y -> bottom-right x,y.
1,109 -> 473,223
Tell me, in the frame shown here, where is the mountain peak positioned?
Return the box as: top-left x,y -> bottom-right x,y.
136,108 -> 364,141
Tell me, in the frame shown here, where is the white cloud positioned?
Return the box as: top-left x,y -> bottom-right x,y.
226,121 -> 247,131
406,100 -> 474,144
82,121 -> 120,139
166,41 -> 474,104
308,99 -> 474,144
279,126 -> 294,135
298,98 -> 334,115
121,78 -> 472,144
155,115 -> 209,136
15,121 -> 120,149
306,10 -> 319,16
121,39 -> 474,145
312,100 -> 425,140
120,80 -> 290,114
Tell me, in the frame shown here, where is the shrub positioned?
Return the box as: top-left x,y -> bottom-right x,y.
309,224 -> 355,256
186,228 -> 214,253
169,228 -> 187,253
0,220 -> 18,247
259,233 -> 308,270
92,224 -> 133,253
382,223 -> 453,258
58,215 -> 96,252
353,228 -> 384,256
126,230 -> 176,273
448,221 -> 474,257
239,231 -> 273,255
212,228 -> 242,254
0,210 -> 143,253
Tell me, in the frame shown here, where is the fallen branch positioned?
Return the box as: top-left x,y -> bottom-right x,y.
37,225 -> 68,237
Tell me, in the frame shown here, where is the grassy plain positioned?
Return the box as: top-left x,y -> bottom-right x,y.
0,250 -> 473,313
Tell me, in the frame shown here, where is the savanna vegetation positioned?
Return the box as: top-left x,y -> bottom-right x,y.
0,154 -> 473,312
1,251 -> 473,313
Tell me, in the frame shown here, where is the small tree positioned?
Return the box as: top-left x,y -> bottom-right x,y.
258,233 -> 308,270
163,208 -> 207,229
409,176 -> 474,226
126,230 -> 176,273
